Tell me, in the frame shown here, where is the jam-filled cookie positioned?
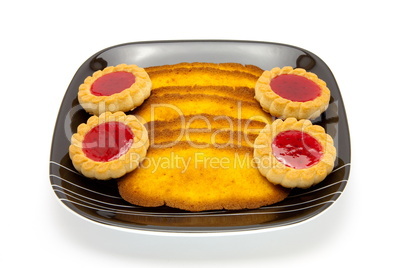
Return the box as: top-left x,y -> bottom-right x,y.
69,111 -> 149,180
255,66 -> 330,120
253,118 -> 336,189
78,64 -> 152,115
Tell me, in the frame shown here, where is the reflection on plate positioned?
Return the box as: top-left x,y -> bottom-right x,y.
49,40 -> 351,235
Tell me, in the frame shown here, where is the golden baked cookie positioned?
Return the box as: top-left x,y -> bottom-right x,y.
255,66 -> 330,120
118,62 -> 290,211
254,118 -> 336,189
69,111 -> 149,180
78,64 -> 152,115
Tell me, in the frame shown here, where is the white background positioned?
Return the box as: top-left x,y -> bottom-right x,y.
2,0 -> 401,267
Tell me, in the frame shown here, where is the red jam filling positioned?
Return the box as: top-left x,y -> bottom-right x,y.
90,71 -> 136,96
82,122 -> 134,162
270,74 -> 321,102
272,130 -> 323,169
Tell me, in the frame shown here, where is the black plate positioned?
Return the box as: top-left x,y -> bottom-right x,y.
49,40 -> 351,234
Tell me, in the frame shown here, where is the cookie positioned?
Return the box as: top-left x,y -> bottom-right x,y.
117,63 -> 290,211
78,64 -> 152,115
255,66 -> 330,119
69,111 -> 149,180
254,118 -> 336,189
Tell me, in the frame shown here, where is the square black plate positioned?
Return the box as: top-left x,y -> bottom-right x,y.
50,40 -> 351,235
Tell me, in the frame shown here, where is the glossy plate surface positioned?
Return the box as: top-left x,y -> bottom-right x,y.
50,40 -> 351,235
